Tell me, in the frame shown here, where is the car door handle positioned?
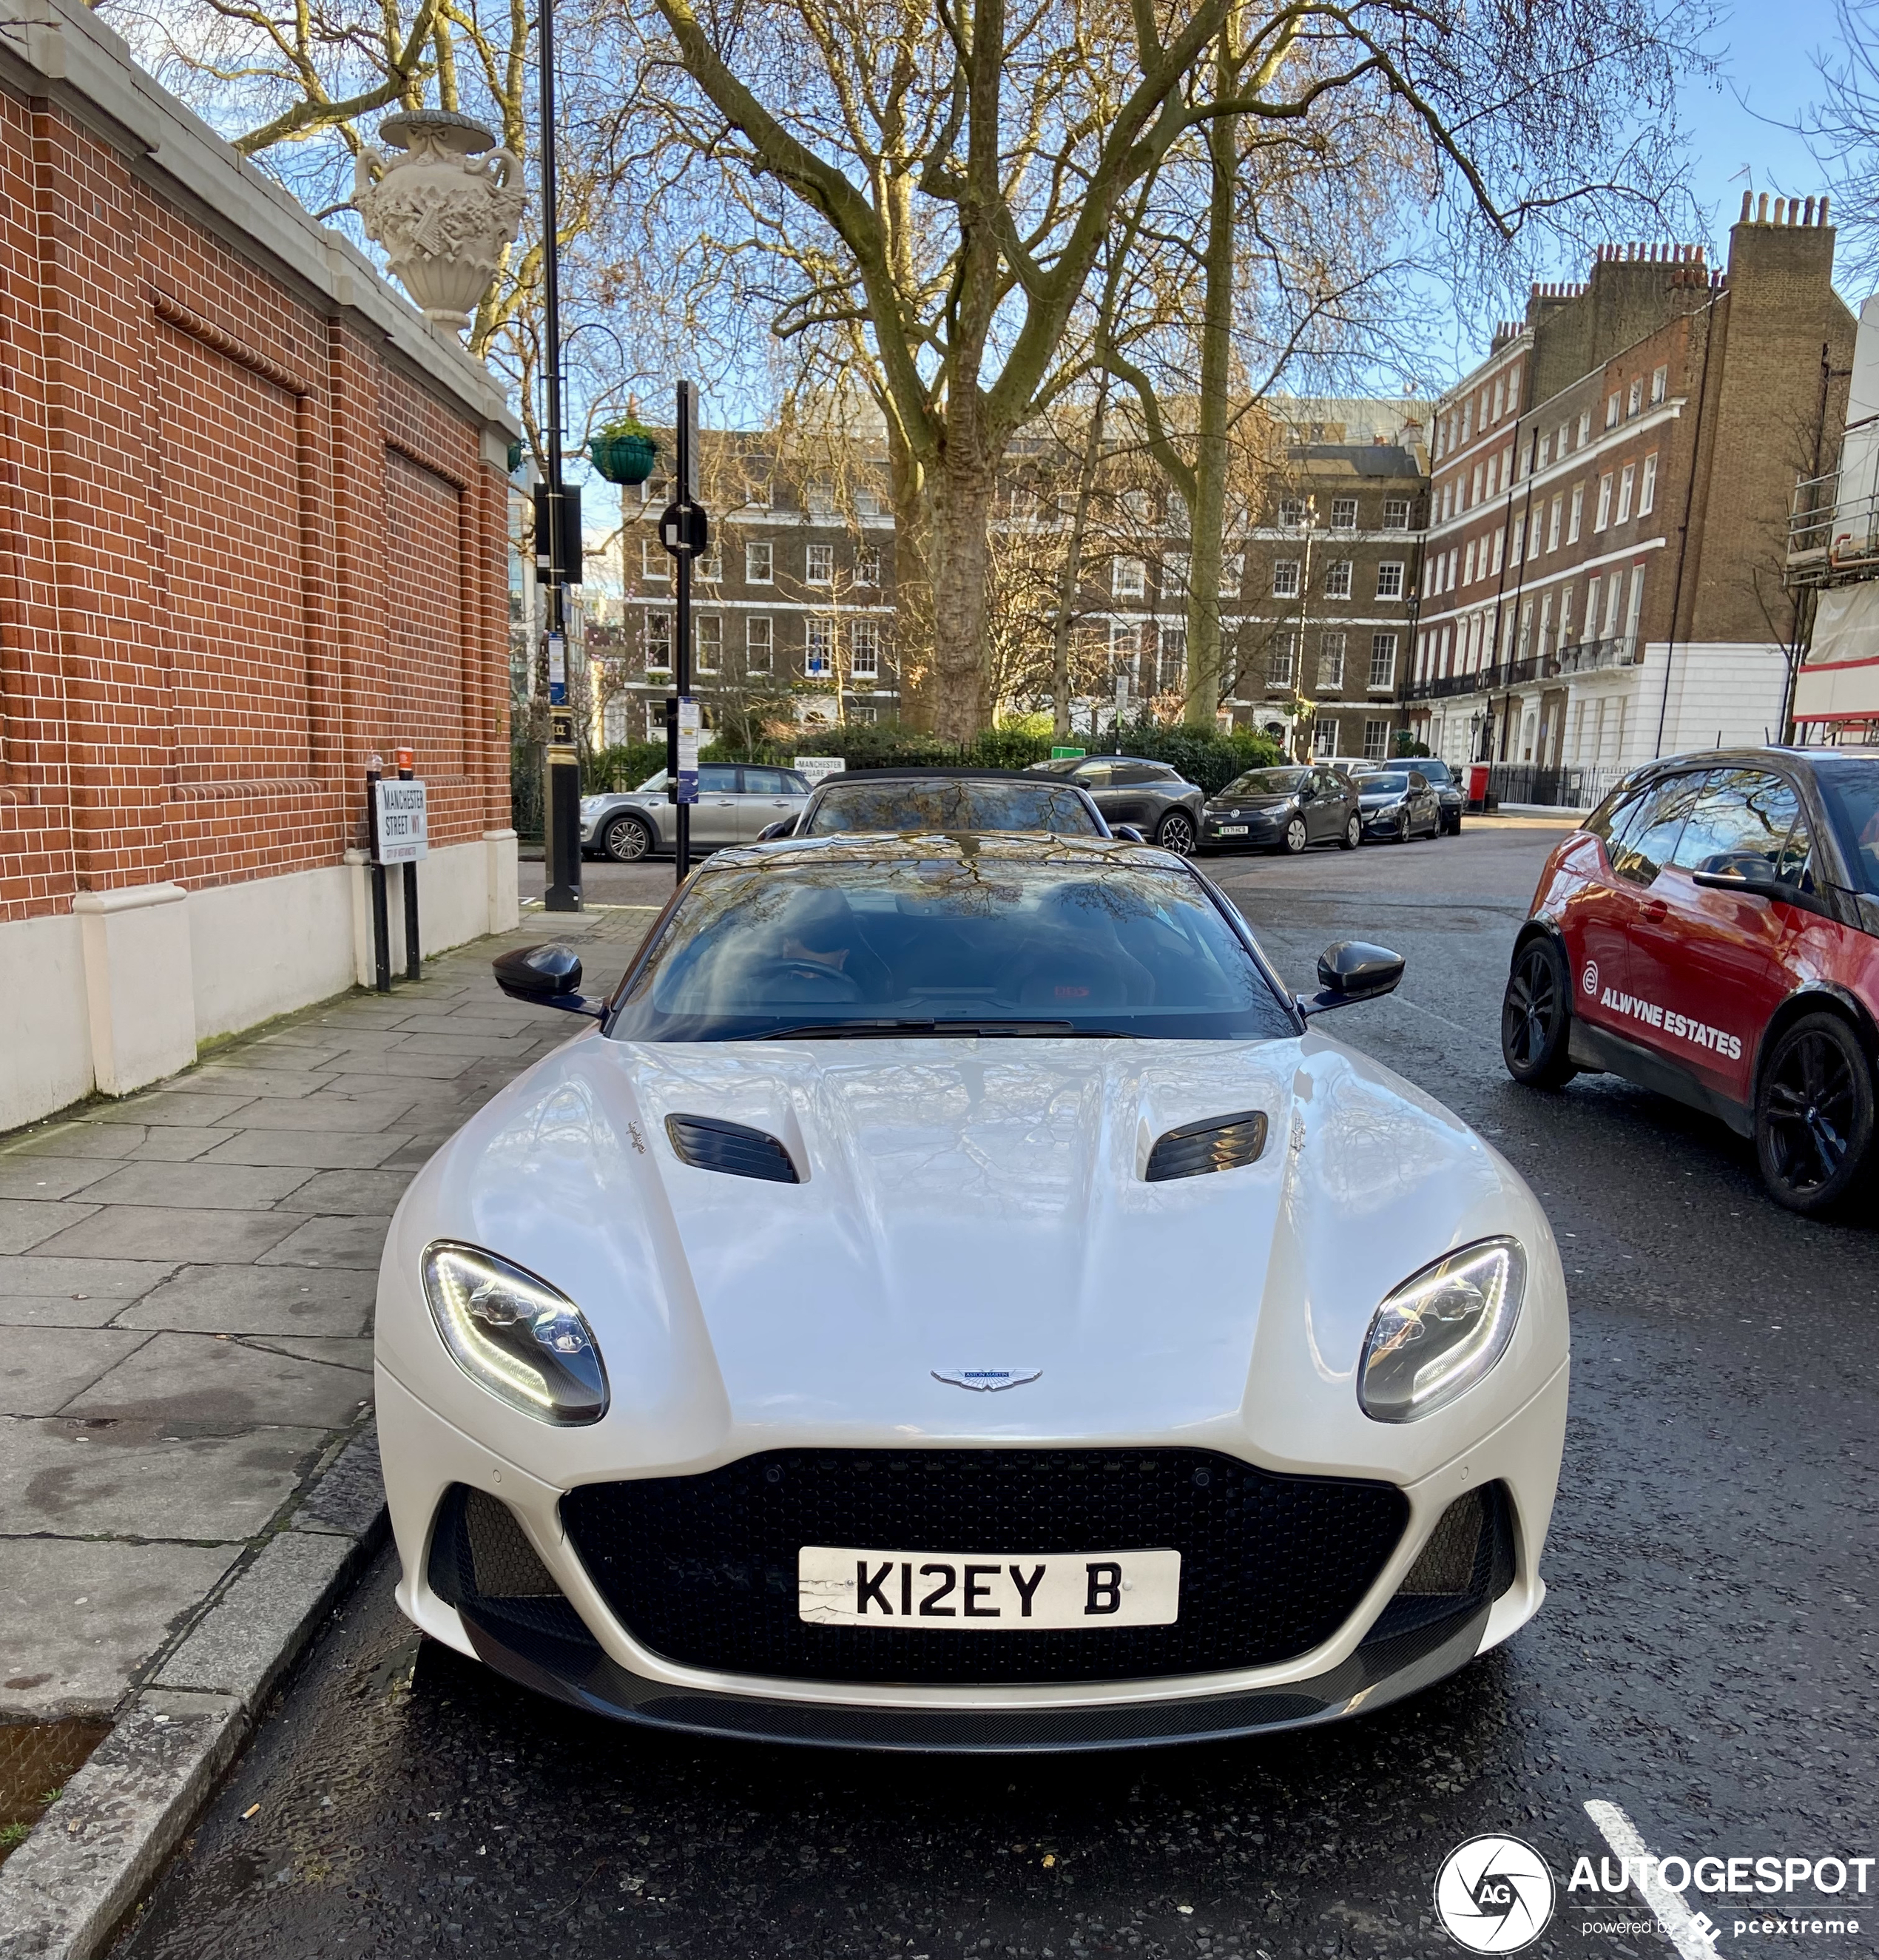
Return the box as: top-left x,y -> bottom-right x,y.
1642,898 -> 1668,923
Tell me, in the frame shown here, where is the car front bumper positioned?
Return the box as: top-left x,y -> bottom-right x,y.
378,1358 -> 1565,1752
1201,813 -> 1285,846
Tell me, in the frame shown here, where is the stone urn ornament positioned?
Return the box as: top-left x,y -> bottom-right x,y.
354,110 -> 527,334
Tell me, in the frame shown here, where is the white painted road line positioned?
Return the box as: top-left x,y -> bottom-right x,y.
1584,1799 -> 1722,1960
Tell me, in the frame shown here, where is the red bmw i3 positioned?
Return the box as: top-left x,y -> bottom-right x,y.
1500,747 -> 1879,1216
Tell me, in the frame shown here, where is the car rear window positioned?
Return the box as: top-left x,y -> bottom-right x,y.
608,858 -> 1296,1042
800,781 -> 1103,837
1610,772 -> 1705,885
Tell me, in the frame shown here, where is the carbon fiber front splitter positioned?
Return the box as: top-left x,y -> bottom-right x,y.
455,1601 -> 1490,1754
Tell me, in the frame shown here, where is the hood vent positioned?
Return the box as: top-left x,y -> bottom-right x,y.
1145,1111 -> 1269,1183
665,1114 -> 800,1185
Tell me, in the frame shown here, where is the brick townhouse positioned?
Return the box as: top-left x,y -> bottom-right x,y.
586,400 -> 1428,755
1,0 -> 520,1131
591,435 -> 900,743
1406,198 -> 1855,798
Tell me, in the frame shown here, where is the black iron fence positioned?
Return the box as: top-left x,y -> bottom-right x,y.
1481,761 -> 1626,811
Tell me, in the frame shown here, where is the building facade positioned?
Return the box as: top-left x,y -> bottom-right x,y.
1406,200 -> 1855,799
1,0 -> 521,1130
584,402 -> 1428,758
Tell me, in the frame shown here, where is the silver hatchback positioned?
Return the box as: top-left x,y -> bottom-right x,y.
580,764 -> 813,862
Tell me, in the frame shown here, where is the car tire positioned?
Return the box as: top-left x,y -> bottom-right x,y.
601,813 -> 653,863
1754,1011 -> 1875,1217
1155,809 -> 1197,856
1280,815 -> 1309,855
1500,935 -> 1577,1089
1340,815 -> 1360,851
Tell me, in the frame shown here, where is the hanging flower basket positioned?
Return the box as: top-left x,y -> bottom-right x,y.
589,423 -> 658,485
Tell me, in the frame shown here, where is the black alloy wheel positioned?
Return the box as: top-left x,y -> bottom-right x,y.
1500,935 -> 1577,1089
1155,809 -> 1197,856
602,812 -> 652,863
1755,1012 -> 1875,1217
1279,814 -> 1309,855
1340,814 -> 1360,851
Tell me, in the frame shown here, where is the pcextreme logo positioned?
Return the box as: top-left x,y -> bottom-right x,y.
1434,1835 -> 1556,1952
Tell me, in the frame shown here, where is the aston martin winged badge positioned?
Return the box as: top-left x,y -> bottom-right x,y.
931,1367 -> 1042,1392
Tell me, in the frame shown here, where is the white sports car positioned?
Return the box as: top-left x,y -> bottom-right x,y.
375,833 -> 1568,1751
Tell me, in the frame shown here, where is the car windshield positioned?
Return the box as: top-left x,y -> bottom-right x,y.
636,769 -> 667,792
607,852 -> 1296,1042
800,780 -> 1102,837
1361,772 -> 1411,795
1417,761 -> 1453,784
1812,755 -> 1879,894
1220,768 -> 1309,798
1033,755 -> 1092,776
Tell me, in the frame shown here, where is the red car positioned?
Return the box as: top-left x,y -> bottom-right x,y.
1500,747 -> 1879,1216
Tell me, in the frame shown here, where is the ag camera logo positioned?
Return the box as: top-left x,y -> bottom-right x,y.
1434,1834 -> 1557,1953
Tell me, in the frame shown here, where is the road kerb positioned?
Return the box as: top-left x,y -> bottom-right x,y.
0,1424 -> 388,1960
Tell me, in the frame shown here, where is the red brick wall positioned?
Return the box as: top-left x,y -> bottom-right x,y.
0,81 -> 512,926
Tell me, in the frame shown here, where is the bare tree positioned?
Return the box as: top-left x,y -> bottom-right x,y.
636,0 -> 1704,739
1806,0 -> 1879,289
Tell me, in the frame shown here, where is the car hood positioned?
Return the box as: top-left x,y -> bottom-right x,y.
1210,795 -> 1295,812
1359,789 -> 1406,804
378,1032 -> 1562,1486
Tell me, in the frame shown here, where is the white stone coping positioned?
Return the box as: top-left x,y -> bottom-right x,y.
0,0 -> 518,440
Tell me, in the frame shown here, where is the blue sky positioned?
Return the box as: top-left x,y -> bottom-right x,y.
1679,0 -> 1845,249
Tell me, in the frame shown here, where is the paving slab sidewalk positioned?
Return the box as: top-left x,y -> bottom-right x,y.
0,902 -> 658,1731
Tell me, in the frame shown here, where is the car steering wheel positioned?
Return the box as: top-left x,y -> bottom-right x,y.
739,957 -> 864,1004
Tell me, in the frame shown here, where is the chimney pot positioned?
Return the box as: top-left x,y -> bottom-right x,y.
1774,197 -> 1787,223
1822,195 -> 1831,223
1804,195 -> 1817,224
1757,192 -> 1770,222
1740,189 -> 1753,221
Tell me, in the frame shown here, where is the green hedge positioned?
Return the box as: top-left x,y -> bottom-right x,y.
518,718 -> 1289,832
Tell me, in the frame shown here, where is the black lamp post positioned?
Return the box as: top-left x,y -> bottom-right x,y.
537,0 -> 584,913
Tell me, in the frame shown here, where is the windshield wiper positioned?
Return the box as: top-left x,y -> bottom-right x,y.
740,1018 -> 1133,1041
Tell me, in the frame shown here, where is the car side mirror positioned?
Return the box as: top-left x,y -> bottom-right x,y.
493,942 -> 605,1018
1111,824 -> 1147,843
756,816 -> 799,841
1298,940 -> 1405,1018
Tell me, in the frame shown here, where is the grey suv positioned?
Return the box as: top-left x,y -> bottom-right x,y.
1025,755 -> 1205,854
580,764 -> 812,861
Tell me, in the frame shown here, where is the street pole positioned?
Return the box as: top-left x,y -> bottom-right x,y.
660,380 -> 707,887
538,0 -> 582,913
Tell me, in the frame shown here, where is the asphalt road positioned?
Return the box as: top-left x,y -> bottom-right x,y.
116,824 -> 1878,1960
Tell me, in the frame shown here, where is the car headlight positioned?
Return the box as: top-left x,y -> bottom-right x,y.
1358,1236 -> 1525,1422
421,1242 -> 608,1425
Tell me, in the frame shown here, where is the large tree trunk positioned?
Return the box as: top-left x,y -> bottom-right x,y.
1184,51 -> 1236,730
1048,384 -> 1109,741
928,461 -> 994,741
886,418 -> 934,731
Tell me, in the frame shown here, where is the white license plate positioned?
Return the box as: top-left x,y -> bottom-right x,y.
1217,824 -> 1248,835
797,1546 -> 1180,1629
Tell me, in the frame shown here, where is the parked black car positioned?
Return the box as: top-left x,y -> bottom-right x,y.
762,768 -> 1110,841
1357,768 -> 1445,843
1025,755 -> 1206,854
1412,758 -> 1465,834
1199,765 -> 1360,855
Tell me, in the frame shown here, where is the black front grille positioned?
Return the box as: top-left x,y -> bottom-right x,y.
561,1449 -> 1409,1685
